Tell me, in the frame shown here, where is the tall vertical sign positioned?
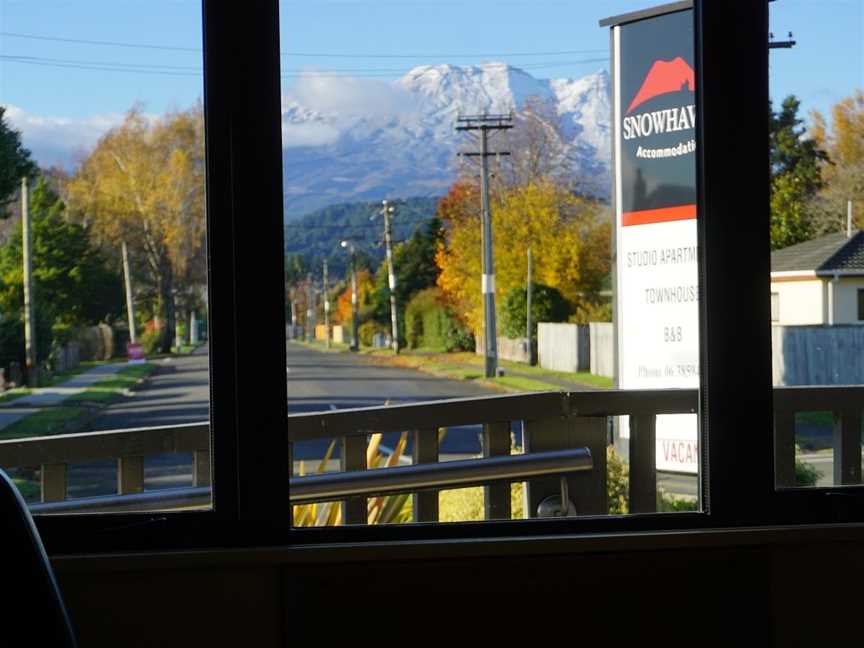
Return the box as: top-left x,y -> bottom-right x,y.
610,7 -> 700,473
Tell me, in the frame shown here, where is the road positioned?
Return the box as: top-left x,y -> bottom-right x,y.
68,345 -> 211,498
64,341 -> 713,502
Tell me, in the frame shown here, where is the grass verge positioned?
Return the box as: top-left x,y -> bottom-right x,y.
291,337 -> 612,392
0,363 -> 157,439
0,388 -> 32,405
0,405 -> 91,440
66,363 -> 156,405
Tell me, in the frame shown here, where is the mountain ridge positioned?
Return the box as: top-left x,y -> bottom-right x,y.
281,62 -> 611,220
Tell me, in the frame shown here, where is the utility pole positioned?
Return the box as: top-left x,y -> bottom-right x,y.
381,200 -> 400,353
21,177 -> 37,386
456,113 -> 513,378
527,247 -> 535,365
305,274 -> 315,342
323,259 -> 331,349
847,200 -> 854,238
341,240 -> 360,351
121,240 -> 137,343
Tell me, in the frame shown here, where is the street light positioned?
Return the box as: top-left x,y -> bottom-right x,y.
340,240 -> 360,351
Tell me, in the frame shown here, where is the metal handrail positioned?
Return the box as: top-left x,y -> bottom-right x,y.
290,447 -> 592,504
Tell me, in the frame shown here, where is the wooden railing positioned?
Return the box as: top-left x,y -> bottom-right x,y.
0,422 -> 210,508
0,386 -> 856,516
774,386 -> 864,488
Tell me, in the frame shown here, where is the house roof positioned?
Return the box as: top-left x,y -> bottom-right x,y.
771,230 -> 864,274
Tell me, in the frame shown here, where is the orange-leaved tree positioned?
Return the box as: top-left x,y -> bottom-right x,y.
436,178 -> 610,335
334,269 -> 375,325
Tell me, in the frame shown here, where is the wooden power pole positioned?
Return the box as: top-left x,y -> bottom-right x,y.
456,113 -> 513,378
21,177 -> 37,386
121,240 -> 137,343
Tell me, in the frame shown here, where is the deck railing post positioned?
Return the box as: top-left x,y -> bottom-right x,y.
483,421 -> 512,519
834,409 -> 862,485
40,463 -> 67,502
773,407 -> 797,488
341,435 -> 367,524
118,455 -> 145,494
412,428 -> 439,522
524,414 -> 606,517
628,413 -> 657,513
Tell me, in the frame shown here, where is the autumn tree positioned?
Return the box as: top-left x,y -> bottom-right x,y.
334,269 -> 375,326
67,105 -> 206,352
436,178 -> 610,335
808,90 -> 864,234
496,96 -> 571,189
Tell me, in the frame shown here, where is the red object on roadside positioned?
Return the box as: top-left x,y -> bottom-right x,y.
127,342 -> 145,363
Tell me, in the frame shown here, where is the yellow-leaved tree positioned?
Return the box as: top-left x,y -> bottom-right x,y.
436,177 -> 610,335
809,90 -> 864,234
67,105 -> 206,352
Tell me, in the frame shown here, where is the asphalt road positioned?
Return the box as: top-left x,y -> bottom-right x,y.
67,345 -> 211,498
61,341 -> 711,502
286,341 -> 498,460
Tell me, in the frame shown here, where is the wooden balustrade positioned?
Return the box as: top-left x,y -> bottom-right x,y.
2,386 -> 859,516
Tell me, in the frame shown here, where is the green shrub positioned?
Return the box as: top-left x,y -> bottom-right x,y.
569,300 -> 612,324
359,320 -> 387,347
607,445 -> 629,514
500,283 -> 570,341
140,328 -> 162,356
794,444 -> 822,486
404,288 -> 473,351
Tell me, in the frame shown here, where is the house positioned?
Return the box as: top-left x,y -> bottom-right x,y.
770,230 -> 864,325
3,2 -> 864,647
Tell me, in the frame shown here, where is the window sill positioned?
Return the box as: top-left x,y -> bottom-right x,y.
51,521 -> 864,574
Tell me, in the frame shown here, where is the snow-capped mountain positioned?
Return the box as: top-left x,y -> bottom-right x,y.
281,62 -> 611,219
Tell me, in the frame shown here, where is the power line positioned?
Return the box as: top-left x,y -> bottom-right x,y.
0,31 -> 607,58
0,53 -> 608,79
284,217 -> 431,230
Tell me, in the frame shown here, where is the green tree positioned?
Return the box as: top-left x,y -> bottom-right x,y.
370,217 -> 443,337
0,176 -> 123,367
0,106 -> 37,218
769,96 -> 827,249
500,282 -> 570,342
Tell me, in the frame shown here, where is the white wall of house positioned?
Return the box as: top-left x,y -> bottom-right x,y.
770,279 -> 825,325
832,277 -> 864,323
770,275 -> 864,325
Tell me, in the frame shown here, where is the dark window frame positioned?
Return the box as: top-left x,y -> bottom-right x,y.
35,0 -> 862,557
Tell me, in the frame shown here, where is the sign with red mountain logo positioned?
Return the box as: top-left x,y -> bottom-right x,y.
609,6 -> 700,475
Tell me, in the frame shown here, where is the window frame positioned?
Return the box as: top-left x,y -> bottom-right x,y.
35,0 -> 863,557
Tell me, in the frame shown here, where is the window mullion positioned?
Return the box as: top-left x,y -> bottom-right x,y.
695,0 -> 773,524
203,0 -> 290,523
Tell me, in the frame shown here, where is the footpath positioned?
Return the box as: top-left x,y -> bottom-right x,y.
0,363 -> 135,433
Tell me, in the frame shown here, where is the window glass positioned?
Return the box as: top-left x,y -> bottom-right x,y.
0,1 -> 211,511
769,0 -> 864,489
281,1 -> 703,526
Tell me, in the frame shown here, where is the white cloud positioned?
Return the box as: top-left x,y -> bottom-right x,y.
3,104 -> 128,170
281,120 -> 341,148
282,71 -> 419,119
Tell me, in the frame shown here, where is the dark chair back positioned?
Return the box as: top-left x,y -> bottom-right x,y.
0,469 -> 77,647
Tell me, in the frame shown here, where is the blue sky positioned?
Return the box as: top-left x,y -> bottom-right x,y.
0,0 -> 861,166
